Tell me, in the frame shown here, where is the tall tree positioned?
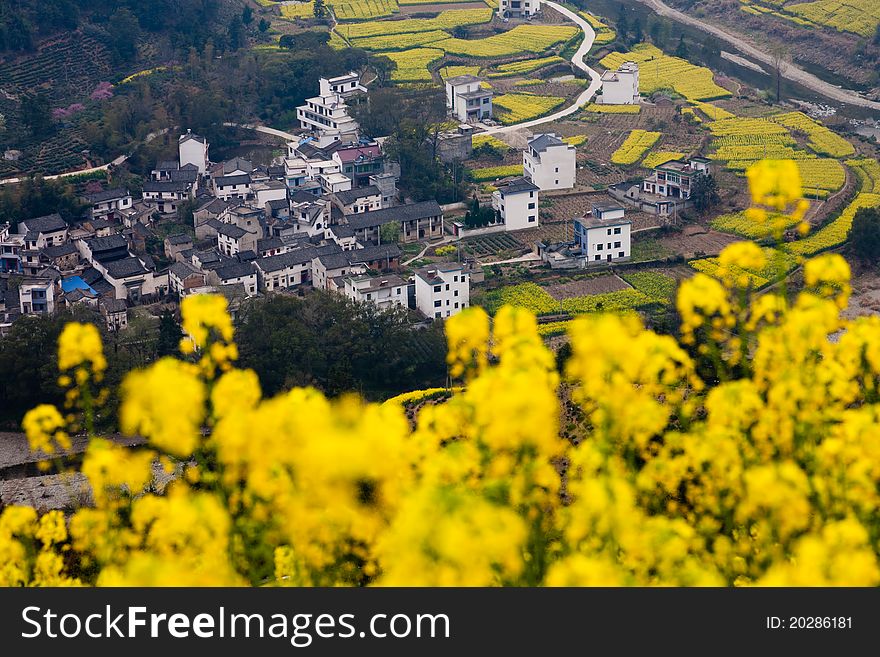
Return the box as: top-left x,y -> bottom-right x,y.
242,5 -> 254,25
21,92 -> 53,138
849,206 -> 880,262
675,34 -> 689,59
108,8 -> 141,63
315,0 -> 327,18
690,173 -> 720,214
156,310 -> 183,357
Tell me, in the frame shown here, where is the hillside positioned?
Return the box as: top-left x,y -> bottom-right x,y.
0,0 -> 246,178
663,0 -> 880,97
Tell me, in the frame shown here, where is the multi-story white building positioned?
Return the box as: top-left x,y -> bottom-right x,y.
296,78 -> 360,147
498,0 -> 542,18
326,71 -> 368,99
255,249 -> 316,291
573,205 -> 631,264
179,130 -> 209,174
523,133 -> 576,191
599,62 -> 640,105
445,75 -> 493,124
414,263 -> 470,320
18,277 -> 57,315
343,274 -> 408,310
642,157 -> 712,200
492,177 -> 540,231
213,173 -> 252,201
334,186 -> 382,215
0,222 -> 23,273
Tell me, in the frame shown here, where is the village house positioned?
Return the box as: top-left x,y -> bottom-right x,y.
82,188 -> 132,221
169,261 -> 208,298
573,205 -> 631,264
325,71 -> 368,99
193,197 -> 233,240
334,186 -> 382,215
215,222 -> 256,257
332,141 -> 384,188
212,173 -> 252,201
343,274 -> 408,310
254,249 -> 316,291
599,62 -> 640,105
497,0 -> 542,19
100,298 -> 129,332
207,261 -> 258,297
18,276 -> 58,315
346,200 -> 444,244
82,217 -> 117,238
164,233 -> 194,262
414,263 -> 470,320
77,234 -> 168,302
142,180 -> 193,214
41,243 -> 80,272
296,77 -> 361,147
492,178 -> 540,230
523,133 -> 576,191
642,157 -> 712,200
369,173 -> 398,208
18,213 -> 68,248
0,222 -> 24,273
179,130 -> 209,174
253,180 -> 288,207
437,124 -> 475,163
445,75 -> 493,124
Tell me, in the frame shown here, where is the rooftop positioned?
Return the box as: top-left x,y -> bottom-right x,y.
84,187 -> 130,203
104,256 -> 148,279
528,133 -> 567,152
447,74 -> 481,86
498,177 -> 539,195
347,274 -> 407,293
20,213 -> 66,234
346,200 -> 442,230
575,215 -> 632,229
214,262 -> 256,281
415,262 -> 464,286
335,185 -> 380,206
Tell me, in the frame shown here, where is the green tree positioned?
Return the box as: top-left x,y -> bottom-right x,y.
314,0 -> 327,18
690,173 -> 720,214
379,221 -> 401,244
242,5 -> 254,25
228,15 -> 245,50
675,35 -> 689,59
21,92 -> 53,139
108,8 -> 141,63
258,18 -> 270,33
849,206 -> 880,262
156,310 -> 183,357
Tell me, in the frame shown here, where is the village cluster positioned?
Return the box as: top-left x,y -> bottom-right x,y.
0,56 -> 715,333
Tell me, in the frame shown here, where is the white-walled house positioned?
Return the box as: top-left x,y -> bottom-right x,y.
326,71 -> 368,99
18,276 -> 57,315
142,180 -> 193,214
642,157 -> 712,200
492,177 -> 539,231
600,62 -> 640,105
179,130 -> 209,174
212,173 -> 252,201
334,185 -> 382,215
82,188 -> 133,221
445,75 -> 493,124
208,262 -> 258,297
253,180 -> 288,207
296,78 -> 360,146
17,214 -> 68,248
523,133 -> 576,191
343,274 -> 408,310
573,205 -> 631,264
414,263 -> 469,320
255,249 -> 315,291
498,0 -> 542,19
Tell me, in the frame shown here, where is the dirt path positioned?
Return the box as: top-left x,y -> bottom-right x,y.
483,1 -> 602,135
635,0 -> 880,112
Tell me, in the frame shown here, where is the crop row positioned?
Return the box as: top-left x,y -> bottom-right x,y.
690,247 -> 798,288
690,101 -> 735,120
600,44 -> 731,101
611,130 -> 661,165
769,111 -> 855,158
642,151 -> 685,169
472,134 -> 511,150
786,193 -> 880,257
336,8 -> 491,38
487,55 -> 565,78
493,93 -> 565,125
787,0 -> 879,38
481,282 -> 655,316
470,164 -> 524,182
381,47 -> 444,82
330,0 -> 399,21
439,65 -> 481,80
618,271 -> 677,301
351,29 -> 448,50
584,103 -> 640,114
847,158 -> 880,194
435,25 -> 578,58
710,211 -> 801,239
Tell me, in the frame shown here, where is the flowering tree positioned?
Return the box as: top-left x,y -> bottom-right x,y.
3,160 -> 880,586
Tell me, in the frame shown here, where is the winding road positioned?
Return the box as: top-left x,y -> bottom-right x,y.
484,1 -> 602,135
635,0 -> 880,112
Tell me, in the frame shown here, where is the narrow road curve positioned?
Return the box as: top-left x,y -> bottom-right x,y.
484,1 -> 602,135
636,0 -> 880,112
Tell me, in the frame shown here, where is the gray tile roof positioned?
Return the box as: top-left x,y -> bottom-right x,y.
346,200 -> 442,230
215,223 -> 248,239
335,185 -> 380,206
86,234 -> 129,253
20,213 -> 66,234
528,133 -> 566,152
214,174 -> 251,187
256,248 -> 317,272
215,262 -> 256,280
84,187 -> 130,203
498,177 -> 539,195
105,257 -> 148,279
